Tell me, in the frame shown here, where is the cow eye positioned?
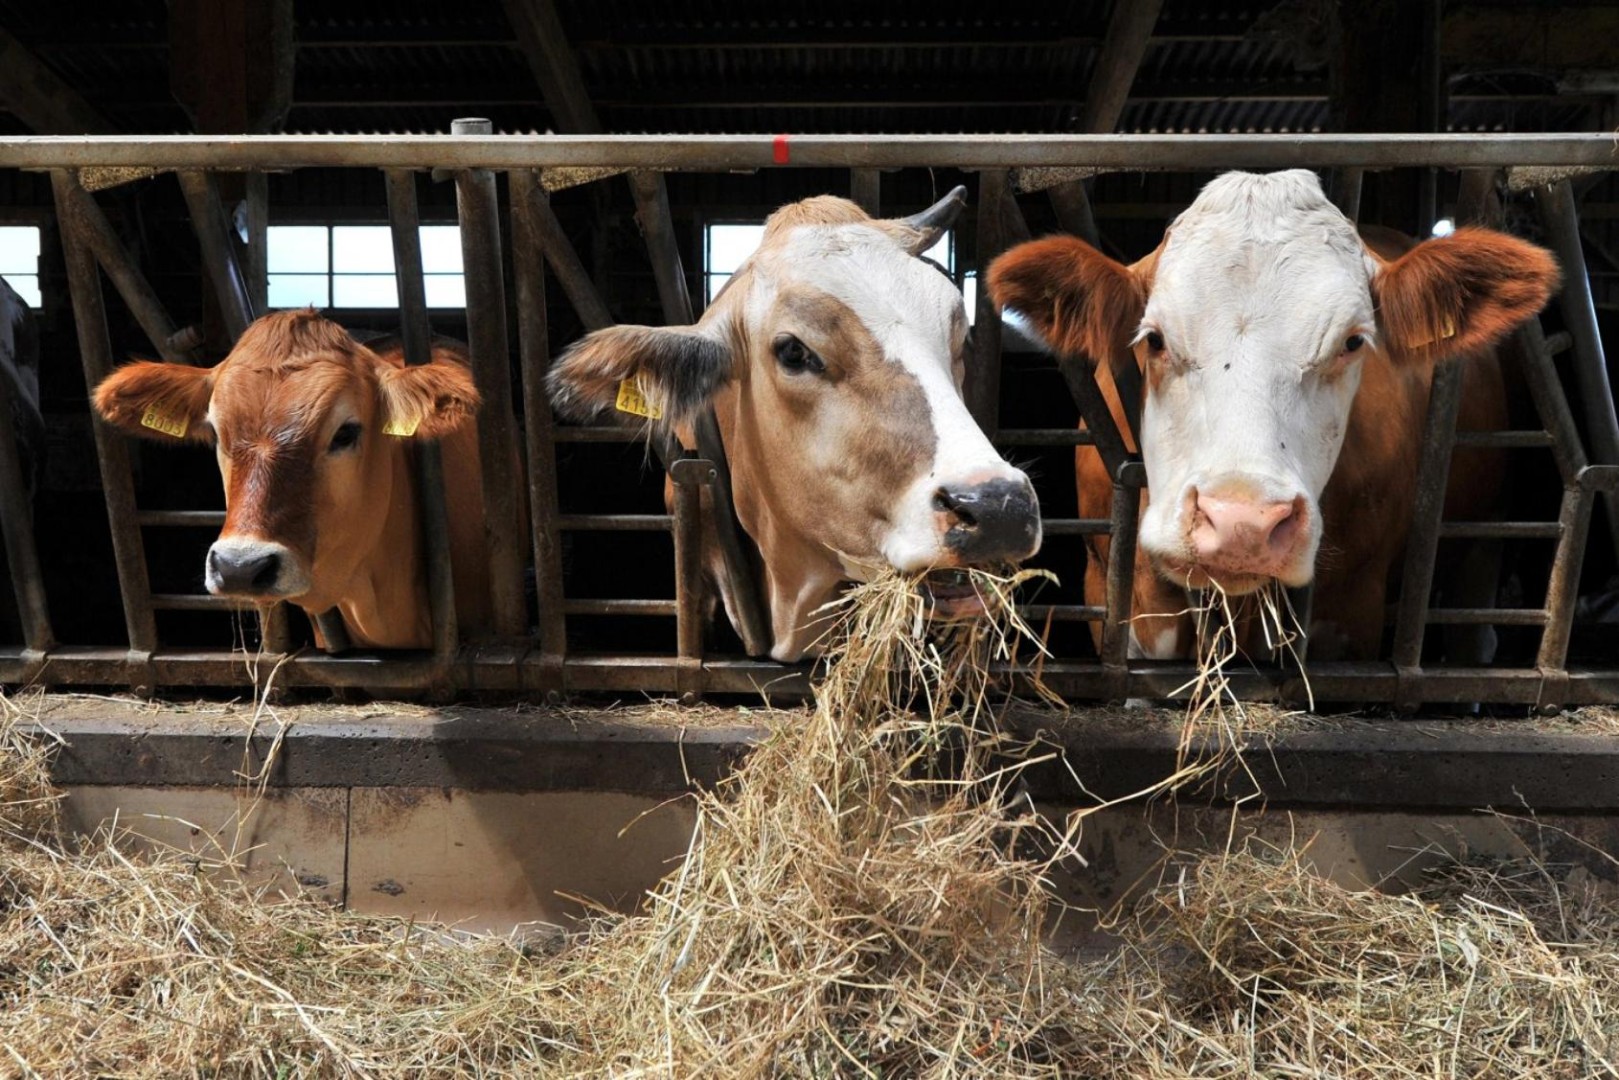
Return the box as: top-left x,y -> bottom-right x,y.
773,334 -> 825,375
1344,334 -> 1366,353
1144,330 -> 1166,352
328,421 -> 362,453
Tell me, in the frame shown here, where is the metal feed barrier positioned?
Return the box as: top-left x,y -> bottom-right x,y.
0,132 -> 1616,710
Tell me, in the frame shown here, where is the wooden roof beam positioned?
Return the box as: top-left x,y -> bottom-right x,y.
501,0 -> 601,133
0,25 -> 113,134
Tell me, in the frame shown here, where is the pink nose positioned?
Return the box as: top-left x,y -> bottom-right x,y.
1189,493 -> 1306,578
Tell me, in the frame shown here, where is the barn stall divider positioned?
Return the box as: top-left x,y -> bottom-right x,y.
0,132 -> 1616,715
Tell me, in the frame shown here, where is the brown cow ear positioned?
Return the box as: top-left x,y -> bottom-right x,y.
1373,227 -> 1560,363
377,359 -> 482,438
93,360 -> 214,443
547,325 -> 733,425
986,235 -> 1146,362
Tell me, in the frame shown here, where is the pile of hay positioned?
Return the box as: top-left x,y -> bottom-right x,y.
3,572 -> 1618,1077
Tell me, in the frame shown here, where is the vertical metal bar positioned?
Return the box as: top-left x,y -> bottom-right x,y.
314,608 -> 351,654
0,365 -> 51,653
1100,482 -> 1142,697
1392,355 -> 1466,675
1056,349 -> 1133,483
524,184 -> 613,331
176,170 -> 255,340
669,457 -> 710,668
244,171 -> 269,314
1331,167 -> 1364,221
258,602 -> 289,654
385,167 -> 459,666
56,174 -> 194,365
693,409 -> 770,657
450,118 -> 528,638
1048,181 -> 1100,247
850,168 -> 881,216
1536,180 -> 1619,559
508,168 -> 569,672
1417,0 -> 1442,231
968,168 -> 1007,436
52,169 -> 157,659
627,169 -> 695,324
1536,479 -> 1595,674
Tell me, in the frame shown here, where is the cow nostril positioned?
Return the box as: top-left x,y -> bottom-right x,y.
934,487 -> 977,528
249,554 -> 282,590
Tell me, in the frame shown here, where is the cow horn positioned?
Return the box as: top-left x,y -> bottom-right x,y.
894,184 -> 968,254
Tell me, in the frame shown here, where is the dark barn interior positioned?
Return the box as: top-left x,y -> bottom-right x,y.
0,0 -> 1616,699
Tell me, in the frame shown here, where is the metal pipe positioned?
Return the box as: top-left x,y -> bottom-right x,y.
1513,313 -> 1587,485
1055,348 -> 1133,482
0,355 -> 51,653
968,169 -> 1006,435
993,428 -> 1097,446
1041,519 -> 1113,536
558,513 -> 671,531
55,174 -> 194,364
1424,608 -> 1547,626
51,170 -> 158,661
850,168 -> 880,215
627,169 -> 695,324
451,119 -> 529,639
508,166 -> 570,665
515,174 -> 614,331
176,170 -> 254,341
693,408 -> 770,657
669,457 -> 709,664
314,608 -> 352,654
385,167 -> 460,668
1392,354 -> 1466,675
1330,167 -> 1363,221
1537,481 -> 1595,675
1099,482 -> 1142,691
3,133 -> 1618,171
564,598 -> 679,616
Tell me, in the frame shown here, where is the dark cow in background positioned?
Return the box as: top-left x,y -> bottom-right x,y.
990,169 -> 1559,661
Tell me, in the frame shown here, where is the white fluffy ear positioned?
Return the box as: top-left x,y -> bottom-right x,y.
547,325 -> 734,424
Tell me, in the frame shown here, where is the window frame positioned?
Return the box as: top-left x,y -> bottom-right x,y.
266,219 -> 467,314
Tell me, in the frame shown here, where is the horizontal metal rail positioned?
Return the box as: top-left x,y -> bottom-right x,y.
136,510 -> 226,528
1437,521 -> 1563,540
563,599 -> 678,617
2,133 -> 1617,171
558,514 -> 672,532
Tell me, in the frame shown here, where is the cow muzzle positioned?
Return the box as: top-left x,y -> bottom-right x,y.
1177,488 -> 1312,590
934,476 -> 1042,565
206,537 -> 311,600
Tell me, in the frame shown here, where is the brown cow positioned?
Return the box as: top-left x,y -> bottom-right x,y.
93,310 -> 499,648
989,169 -> 1558,661
549,190 -> 1042,660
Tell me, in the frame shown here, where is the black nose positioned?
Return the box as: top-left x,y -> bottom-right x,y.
207,547 -> 282,594
933,477 -> 1041,562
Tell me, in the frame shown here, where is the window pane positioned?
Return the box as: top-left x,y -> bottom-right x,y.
424,273 -> 466,308
332,273 -> 398,307
267,226 -> 329,273
2,273 -> 40,308
332,226 -> 395,273
0,227 -> 39,275
706,224 -> 764,274
922,231 -> 952,271
268,273 -> 329,308
419,226 -> 463,273
706,273 -> 731,305
961,272 -> 977,324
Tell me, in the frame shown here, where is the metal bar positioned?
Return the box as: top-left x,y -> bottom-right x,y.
670,458 -> 710,671
0,355 -> 51,653
850,167 -> 880,215
1423,608 -> 1547,626
1048,182 -> 1100,246
176,170 -> 254,341
451,119 -> 528,639
1391,355 -> 1466,675
1021,604 -> 1107,622
552,425 -> 642,443
993,428 -> 1097,446
558,514 -> 671,532
627,169 -> 695,324
1100,482 -> 1142,691
149,593 -> 252,611
1452,430 -> 1554,449
314,609 -> 352,654
244,171 -> 269,313
693,409 -> 771,657
516,176 -> 613,331
968,168 -> 1007,435
4,133 -> 1619,171
1042,519 -> 1114,536
564,599 -> 678,616
1437,521 -> 1563,540
54,173 -> 193,364
1330,167 -> 1363,220
385,167 -> 460,667
508,166 -> 570,667
1537,474 -> 1601,674
1514,316 -> 1587,484
1056,348 -> 1133,482
51,170 -> 158,660
136,509 -> 226,527
1536,178 -> 1619,560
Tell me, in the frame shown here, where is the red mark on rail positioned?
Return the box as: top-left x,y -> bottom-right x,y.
772,134 -> 790,165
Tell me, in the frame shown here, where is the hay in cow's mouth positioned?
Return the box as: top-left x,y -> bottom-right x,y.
919,564 -> 1033,621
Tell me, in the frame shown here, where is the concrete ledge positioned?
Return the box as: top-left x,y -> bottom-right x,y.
19,696 -> 1619,811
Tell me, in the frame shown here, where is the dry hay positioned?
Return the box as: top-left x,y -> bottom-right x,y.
2,571 -> 1618,1077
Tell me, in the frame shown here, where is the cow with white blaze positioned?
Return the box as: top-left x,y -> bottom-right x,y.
92,310 -> 505,649
990,169 -> 1559,660
549,189 -> 1042,660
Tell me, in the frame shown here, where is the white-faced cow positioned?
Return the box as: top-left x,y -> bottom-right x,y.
549,190 -> 1042,660
93,310 -> 503,648
989,169 -> 1558,660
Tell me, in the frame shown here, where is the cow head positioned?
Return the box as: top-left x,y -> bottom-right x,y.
548,189 -> 1042,658
990,169 -> 1558,595
93,310 -> 480,618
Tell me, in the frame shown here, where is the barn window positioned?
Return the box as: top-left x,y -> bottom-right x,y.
0,226 -> 42,308
702,221 -> 957,309
267,225 -> 465,310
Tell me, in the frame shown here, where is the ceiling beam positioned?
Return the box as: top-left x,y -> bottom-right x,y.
500,0 -> 600,133
1075,0 -> 1166,133
0,25 -> 113,133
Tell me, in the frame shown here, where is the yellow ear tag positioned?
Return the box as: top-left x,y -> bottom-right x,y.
615,378 -> 663,420
139,406 -> 189,439
382,415 -> 420,437
1411,315 -> 1459,349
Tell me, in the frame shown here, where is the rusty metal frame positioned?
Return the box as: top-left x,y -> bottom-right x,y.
2,133 -> 1614,711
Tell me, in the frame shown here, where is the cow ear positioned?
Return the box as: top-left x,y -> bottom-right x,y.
93,360 -> 214,443
547,325 -> 733,424
1373,227 -> 1560,363
377,359 -> 482,438
986,235 -> 1145,361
